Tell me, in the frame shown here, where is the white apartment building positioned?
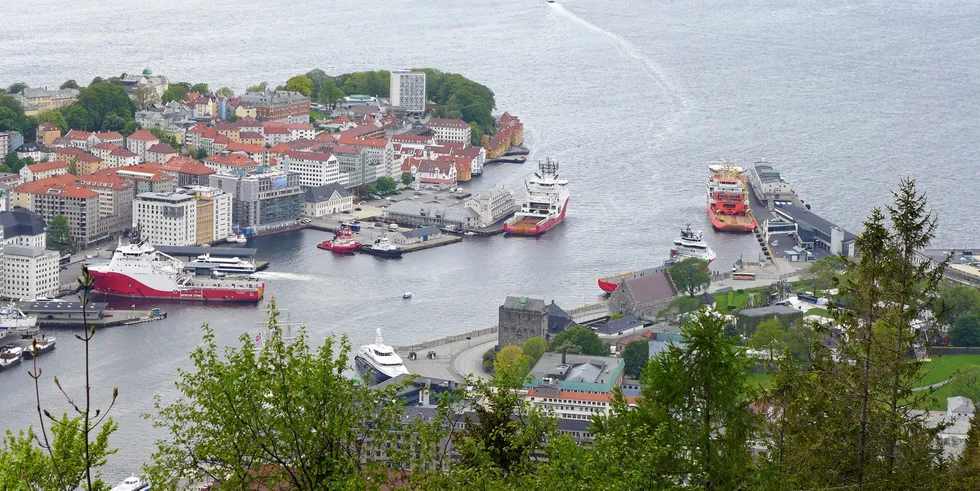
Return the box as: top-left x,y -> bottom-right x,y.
126,130 -> 161,162
424,119 -> 472,145
280,151 -> 348,190
133,192 -> 197,246
179,186 -> 233,244
3,245 -> 59,301
389,70 -> 426,114
19,161 -> 69,182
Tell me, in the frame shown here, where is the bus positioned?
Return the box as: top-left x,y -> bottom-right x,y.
59,255 -> 71,266
732,272 -> 756,281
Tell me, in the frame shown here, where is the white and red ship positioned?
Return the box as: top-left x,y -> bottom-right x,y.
504,158 -> 570,236
88,242 -> 264,302
317,225 -> 360,254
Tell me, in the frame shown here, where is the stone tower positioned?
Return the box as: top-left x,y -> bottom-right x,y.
498,296 -> 548,348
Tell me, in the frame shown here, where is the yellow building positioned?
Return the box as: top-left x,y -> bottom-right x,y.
36,122 -> 62,147
195,198 -> 215,245
235,105 -> 257,119
20,87 -> 79,113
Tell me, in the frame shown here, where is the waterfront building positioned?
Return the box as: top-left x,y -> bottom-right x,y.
302,183 -> 354,217
410,159 -> 457,187
423,119 -> 471,145
280,151 -> 346,190
2,245 -> 59,300
203,152 -> 261,174
392,225 -> 442,245
208,169 -> 304,231
36,122 -> 61,147
389,70 -> 426,114
14,142 -> 54,163
18,87 -> 79,113
146,143 -> 178,164
484,113 -> 524,159
238,90 -> 310,124
0,131 -> 24,157
74,173 -> 134,236
464,186 -> 517,227
608,271 -> 677,318
126,130 -> 161,162
383,200 -> 476,230
0,207 -> 47,249
121,68 -> 170,100
748,163 -> 795,205
498,296 -> 549,348
180,186 -> 233,245
133,192 -> 198,246
19,161 -> 68,182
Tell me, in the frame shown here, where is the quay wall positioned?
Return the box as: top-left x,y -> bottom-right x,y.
398,326 -> 498,352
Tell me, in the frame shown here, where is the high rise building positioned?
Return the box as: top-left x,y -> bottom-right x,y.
2,245 -> 59,301
133,192 -> 197,246
389,70 -> 426,115
208,169 -> 304,232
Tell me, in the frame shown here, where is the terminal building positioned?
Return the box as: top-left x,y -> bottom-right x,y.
383,186 -> 516,231
748,163 -> 796,205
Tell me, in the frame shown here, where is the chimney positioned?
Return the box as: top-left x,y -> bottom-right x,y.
561,348 -> 567,365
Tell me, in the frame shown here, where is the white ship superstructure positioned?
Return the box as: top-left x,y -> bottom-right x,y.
186,254 -> 257,274
670,225 -> 717,263
503,158 -> 570,236
355,328 -> 410,381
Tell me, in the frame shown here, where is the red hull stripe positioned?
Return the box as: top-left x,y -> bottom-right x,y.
89,271 -> 262,302
707,208 -> 756,232
504,200 -> 569,236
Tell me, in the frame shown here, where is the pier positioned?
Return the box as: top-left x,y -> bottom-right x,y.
16,301 -> 167,328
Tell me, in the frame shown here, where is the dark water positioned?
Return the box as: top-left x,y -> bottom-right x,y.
1,0 -> 978,479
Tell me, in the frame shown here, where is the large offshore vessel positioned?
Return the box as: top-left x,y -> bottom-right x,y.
503,158 -> 569,236
88,242 -> 264,302
706,164 -> 756,232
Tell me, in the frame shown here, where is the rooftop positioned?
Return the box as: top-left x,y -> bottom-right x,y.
0,208 -> 46,238
502,296 -> 547,312
3,245 -> 55,258
136,191 -> 196,203
595,314 -> 645,335
399,225 -> 441,239
526,352 -> 625,393
623,271 -> 676,305
304,183 -> 351,203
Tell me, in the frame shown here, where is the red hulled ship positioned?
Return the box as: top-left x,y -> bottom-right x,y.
706,164 -> 756,232
597,265 -> 669,293
317,225 -> 360,254
88,242 -> 264,302
504,158 -> 570,236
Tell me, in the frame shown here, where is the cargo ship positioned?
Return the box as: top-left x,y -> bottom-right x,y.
597,264 -> 669,293
707,164 -> 756,232
503,157 -> 569,236
88,242 -> 264,302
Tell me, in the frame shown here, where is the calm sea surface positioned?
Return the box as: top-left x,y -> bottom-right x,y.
1,0 -> 978,479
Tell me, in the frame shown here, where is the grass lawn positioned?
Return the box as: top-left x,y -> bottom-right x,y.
713,292 -> 750,314
747,371 -> 774,389
310,110 -> 328,120
804,307 -> 830,318
916,354 -> 980,387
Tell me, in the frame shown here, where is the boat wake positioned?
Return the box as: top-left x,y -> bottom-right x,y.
550,3 -> 692,143
252,272 -> 323,282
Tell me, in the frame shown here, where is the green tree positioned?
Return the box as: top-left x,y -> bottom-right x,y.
37,109 -> 68,132
7,82 -> 27,94
800,255 -> 844,292
60,79 -> 79,89
246,81 -> 267,93
469,121 -> 482,146
215,86 -> 233,97
121,120 -> 139,137
547,326 -> 607,356
0,93 -> 29,133
305,68 -> 328,99
668,257 -> 711,297
749,318 -> 784,361
64,104 -> 94,131
950,316 -> 980,347
400,171 -> 413,186
284,75 -> 313,96
622,339 -> 649,379
657,295 -> 703,322
189,83 -> 209,94
317,78 -> 345,109
950,412 -> 980,489
146,300 -> 419,489
495,345 -> 528,375
363,183 -> 378,197
521,336 -> 546,368
374,176 -> 397,194
3,152 -> 20,173
161,84 -> 188,103
194,147 -> 208,160
132,84 -> 159,110
73,82 -> 136,130
785,318 -> 819,363
100,114 -> 126,132
47,215 -> 71,250
935,285 -> 980,328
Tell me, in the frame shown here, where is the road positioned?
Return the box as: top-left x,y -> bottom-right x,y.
397,333 -> 496,382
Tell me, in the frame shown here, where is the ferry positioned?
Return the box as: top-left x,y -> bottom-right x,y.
504,158 -> 570,236
226,233 -> 247,243
670,225 -> 716,263
358,232 -> 403,258
597,264 -> 669,293
707,163 -> 756,232
87,241 -> 264,302
317,225 -> 361,254
354,329 -> 410,382
185,254 -> 257,274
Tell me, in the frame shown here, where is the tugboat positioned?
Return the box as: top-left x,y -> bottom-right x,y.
317,225 -> 361,254
22,336 -> 56,359
669,225 -> 716,263
357,231 -> 404,258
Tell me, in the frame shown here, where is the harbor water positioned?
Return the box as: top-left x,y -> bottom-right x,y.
1,0 -> 979,479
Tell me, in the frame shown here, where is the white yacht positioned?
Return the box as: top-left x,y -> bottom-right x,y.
670,224 -> 717,263
0,305 -> 38,330
110,475 -> 151,491
354,329 -> 410,382
185,254 -> 257,274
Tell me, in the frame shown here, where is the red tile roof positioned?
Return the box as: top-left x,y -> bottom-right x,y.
225,142 -> 269,154
187,123 -> 208,134
417,159 -> 453,174
110,147 -> 138,157
95,131 -> 123,140
91,142 -> 118,151
24,161 -> 69,174
37,122 -> 60,132
213,123 -> 238,131
336,136 -> 388,148
527,388 -> 636,404
127,130 -> 159,141
72,152 -> 102,163
204,153 -> 259,168
109,163 -> 174,182
391,134 -> 433,144
162,156 -> 216,175
24,183 -> 98,199
238,131 -> 263,140
147,143 -> 177,154
424,118 -> 469,129
262,125 -> 291,135
268,143 -> 293,155
75,174 -> 133,190
65,130 -> 93,141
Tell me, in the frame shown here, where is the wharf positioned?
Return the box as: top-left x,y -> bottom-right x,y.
16,301 -> 167,328
308,219 -> 462,254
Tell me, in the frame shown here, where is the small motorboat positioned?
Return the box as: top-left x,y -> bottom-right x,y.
0,344 -> 22,370
402,292 -> 413,299
23,336 -> 56,359
463,231 -> 476,236
234,233 -> 247,243
110,474 -> 151,491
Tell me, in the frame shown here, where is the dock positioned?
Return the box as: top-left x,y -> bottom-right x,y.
16,301 -> 167,328
308,220 -> 462,254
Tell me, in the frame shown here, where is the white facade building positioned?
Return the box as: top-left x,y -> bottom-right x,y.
303,183 -> 354,217
179,186 -> 233,244
281,151 -> 347,190
126,130 -> 161,163
389,70 -> 426,114
3,245 -> 59,300
424,119 -> 472,145
133,192 -> 197,246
